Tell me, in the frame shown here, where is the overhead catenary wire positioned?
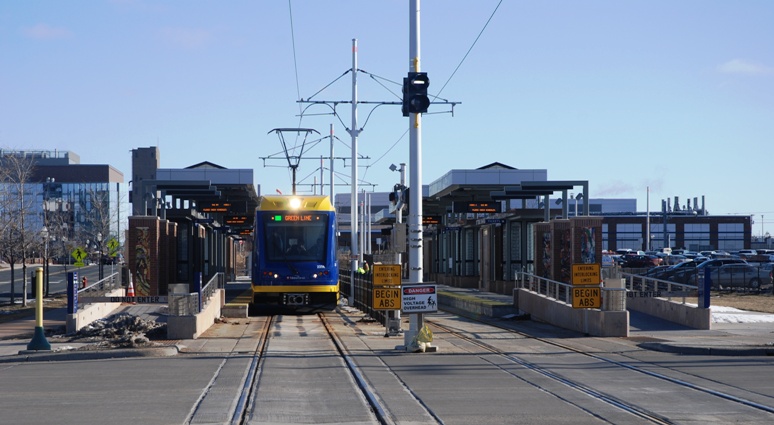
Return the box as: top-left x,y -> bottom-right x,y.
435,0 -> 504,99
288,0 -> 303,120
280,1 -> 502,188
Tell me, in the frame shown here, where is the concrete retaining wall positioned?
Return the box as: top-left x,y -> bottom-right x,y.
66,288 -> 126,334
514,288 -> 629,337
438,289 -> 519,319
167,289 -> 224,339
626,296 -> 711,330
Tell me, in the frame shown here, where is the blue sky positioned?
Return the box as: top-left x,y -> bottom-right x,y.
2,1 -> 773,236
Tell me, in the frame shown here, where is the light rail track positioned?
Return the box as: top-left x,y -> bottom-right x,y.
428,314 -> 774,423
196,312 -> 442,425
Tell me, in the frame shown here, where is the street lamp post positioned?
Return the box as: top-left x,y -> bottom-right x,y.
40,226 -> 49,297
97,232 -> 103,280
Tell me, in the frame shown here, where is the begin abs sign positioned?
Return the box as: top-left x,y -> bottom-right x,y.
401,285 -> 438,313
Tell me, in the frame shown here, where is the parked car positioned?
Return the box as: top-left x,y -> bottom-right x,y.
706,263 -> 765,289
620,254 -> 661,269
737,249 -> 758,258
665,261 -> 699,283
670,258 -> 746,285
661,255 -> 688,266
753,262 -> 774,287
708,250 -> 733,259
639,265 -> 672,279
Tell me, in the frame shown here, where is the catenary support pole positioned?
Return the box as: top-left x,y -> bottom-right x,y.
405,0 -> 429,351
347,39 -> 360,305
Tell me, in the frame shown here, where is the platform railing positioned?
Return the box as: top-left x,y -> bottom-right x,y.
340,268 -> 387,324
515,271 -> 573,305
515,271 -> 627,311
77,272 -> 120,300
168,272 -> 223,316
622,272 -> 698,304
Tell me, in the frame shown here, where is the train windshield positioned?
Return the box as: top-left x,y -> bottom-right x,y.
262,212 -> 328,262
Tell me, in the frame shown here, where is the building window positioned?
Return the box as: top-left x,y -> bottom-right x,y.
683,223 -> 710,251
616,223 -> 643,250
649,223 -> 675,250
718,222 -> 744,251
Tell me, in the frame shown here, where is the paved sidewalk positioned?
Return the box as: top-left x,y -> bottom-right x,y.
628,308 -> 774,355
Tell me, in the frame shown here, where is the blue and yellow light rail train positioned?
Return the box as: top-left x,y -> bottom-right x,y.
251,195 -> 339,309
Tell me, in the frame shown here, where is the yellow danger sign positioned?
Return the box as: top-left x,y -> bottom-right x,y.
373,264 -> 402,286
572,286 -> 601,309
571,263 -> 601,285
373,287 -> 401,310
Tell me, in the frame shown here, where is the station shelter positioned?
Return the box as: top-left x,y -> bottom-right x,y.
129,148 -> 259,296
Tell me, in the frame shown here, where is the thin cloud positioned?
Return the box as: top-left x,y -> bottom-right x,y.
717,59 -> 773,76
596,181 -> 634,197
22,23 -> 72,40
159,27 -> 213,49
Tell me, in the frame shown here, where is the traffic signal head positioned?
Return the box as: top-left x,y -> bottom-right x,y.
402,72 -> 430,116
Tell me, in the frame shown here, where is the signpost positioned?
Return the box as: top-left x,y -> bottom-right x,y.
107,238 -> 119,257
401,285 -> 438,313
452,201 -> 501,214
373,287 -> 401,310
571,263 -> 601,285
372,264 -> 402,311
571,263 -> 601,309
71,247 -> 88,267
79,296 -> 168,304
572,286 -> 601,308
373,264 -> 402,286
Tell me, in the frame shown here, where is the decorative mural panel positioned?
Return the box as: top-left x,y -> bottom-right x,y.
135,227 -> 151,296
541,231 -> 551,278
559,228 -> 572,283
581,227 -> 596,264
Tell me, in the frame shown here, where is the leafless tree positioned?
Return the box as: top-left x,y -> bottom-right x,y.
78,186 -> 123,280
0,152 -> 37,306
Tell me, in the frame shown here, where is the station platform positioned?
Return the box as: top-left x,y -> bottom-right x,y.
2,283 -> 774,360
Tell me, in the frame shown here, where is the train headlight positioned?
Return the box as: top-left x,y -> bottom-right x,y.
312,273 -> 318,279
289,197 -> 302,210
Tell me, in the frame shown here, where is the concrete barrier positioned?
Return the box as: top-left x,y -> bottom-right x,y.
167,289 -> 224,339
438,287 -> 519,319
222,303 -> 248,318
66,287 -> 125,334
514,288 -> 629,337
626,296 -> 711,330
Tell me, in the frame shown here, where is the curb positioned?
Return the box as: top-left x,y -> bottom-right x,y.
638,342 -> 774,356
0,345 -> 180,363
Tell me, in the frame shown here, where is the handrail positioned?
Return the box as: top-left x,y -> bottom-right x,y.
77,272 -> 120,299
514,271 -> 574,305
200,273 -> 221,310
168,272 -> 224,316
621,272 -> 698,304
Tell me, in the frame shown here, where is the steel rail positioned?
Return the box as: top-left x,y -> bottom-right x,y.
430,313 -> 774,419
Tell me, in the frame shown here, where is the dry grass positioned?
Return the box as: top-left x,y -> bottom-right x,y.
0,294 -> 68,324
710,292 -> 774,314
